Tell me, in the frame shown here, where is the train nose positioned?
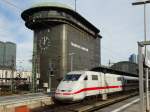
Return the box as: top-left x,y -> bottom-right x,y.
55,90 -> 74,101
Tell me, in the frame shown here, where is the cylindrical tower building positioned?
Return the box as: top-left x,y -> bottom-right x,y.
21,2 -> 102,91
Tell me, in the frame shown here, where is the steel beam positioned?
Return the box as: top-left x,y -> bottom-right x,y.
139,41 -> 150,46
132,1 -> 150,5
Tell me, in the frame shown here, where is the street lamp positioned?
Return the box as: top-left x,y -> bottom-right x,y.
132,1 -> 150,112
69,53 -> 75,71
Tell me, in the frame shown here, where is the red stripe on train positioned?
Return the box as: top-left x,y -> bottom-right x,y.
56,85 -> 122,95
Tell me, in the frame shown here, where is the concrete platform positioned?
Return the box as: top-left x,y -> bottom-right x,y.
94,95 -> 144,112
0,93 -> 53,112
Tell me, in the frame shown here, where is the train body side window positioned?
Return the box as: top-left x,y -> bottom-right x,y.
117,77 -> 122,81
63,74 -> 81,81
92,75 -> 98,80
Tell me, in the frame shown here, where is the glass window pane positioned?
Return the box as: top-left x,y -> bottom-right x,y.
92,75 -> 98,80
63,74 -> 81,81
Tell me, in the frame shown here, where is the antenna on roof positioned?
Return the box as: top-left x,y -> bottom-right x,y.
75,0 -> 77,11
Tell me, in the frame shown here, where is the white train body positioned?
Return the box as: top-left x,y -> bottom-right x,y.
55,71 -> 138,101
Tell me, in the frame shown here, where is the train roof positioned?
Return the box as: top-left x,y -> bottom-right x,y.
90,66 -> 138,77
68,70 -> 100,75
67,71 -> 86,75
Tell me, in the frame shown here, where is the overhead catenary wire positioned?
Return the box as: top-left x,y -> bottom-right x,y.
102,46 -> 128,59
1,0 -> 23,11
2,0 -> 131,66
102,49 -> 127,62
1,0 -> 33,71
101,28 -> 130,62
100,24 -> 139,64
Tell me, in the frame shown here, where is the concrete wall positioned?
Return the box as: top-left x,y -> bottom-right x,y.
0,96 -> 53,112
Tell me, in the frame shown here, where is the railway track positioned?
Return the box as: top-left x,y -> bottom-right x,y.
31,92 -> 138,112
75,92 -> 138,112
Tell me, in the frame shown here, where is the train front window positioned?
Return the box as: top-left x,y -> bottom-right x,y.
63,74 -> 81,81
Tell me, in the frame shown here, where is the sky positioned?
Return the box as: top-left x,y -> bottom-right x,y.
0,0 -> 150,71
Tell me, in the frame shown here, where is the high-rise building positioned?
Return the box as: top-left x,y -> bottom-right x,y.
0,41 -> 16,69
129,54 -> 137,63
4,42 -> 16,69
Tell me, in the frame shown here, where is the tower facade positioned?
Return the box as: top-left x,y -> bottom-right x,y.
22,2 -> 102,91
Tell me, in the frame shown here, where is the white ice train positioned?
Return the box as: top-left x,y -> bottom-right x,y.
55,70 -> 138,102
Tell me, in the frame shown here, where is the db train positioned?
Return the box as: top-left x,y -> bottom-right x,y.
55,70 -> 138,102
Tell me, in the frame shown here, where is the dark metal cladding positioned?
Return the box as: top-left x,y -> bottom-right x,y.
21,2 -> 102,91
91,65 -> 138,77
